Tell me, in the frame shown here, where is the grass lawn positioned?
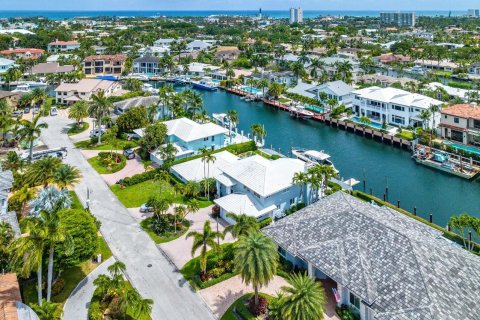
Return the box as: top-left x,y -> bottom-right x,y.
67,122 -> 89,136
74,138 -> 138,151
69,191 -> 83,210
221,293 -> 273,320
87,153 -> 126,174
278,98 -> 290,104
110,179 -> 213,208
395,130 -> 415,141
140,217 -> 190,244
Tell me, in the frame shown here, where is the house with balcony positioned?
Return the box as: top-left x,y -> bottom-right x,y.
314,80 -> 354,108
132,55 -> 163,75
263,191 -> 480,320
0,48 -> 44,60
352,86 -> 442,128
83,54 -> 127,77
55,79 -> 122,105
439,103 -> 480,146
134,117 -> 228,165
47,40 -> 80,52
214,156 -> 307,224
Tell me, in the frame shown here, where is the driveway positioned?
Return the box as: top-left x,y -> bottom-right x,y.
62,257 -> 115,319
41,116 -> 214,320
160,206 -> 235,269
199,275 -> 288,318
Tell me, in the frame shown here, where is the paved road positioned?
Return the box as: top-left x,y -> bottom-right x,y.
41,116 -> 215,320
62,257 -> 115,319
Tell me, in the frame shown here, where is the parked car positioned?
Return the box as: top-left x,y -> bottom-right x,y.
50,107 -> 58,116
123,149 -> 135,160
33,107 -> 39,115
140,203 -> 154,213
12,110 -> 22,117
89,128 -> 106,138
24,107 -> 30,114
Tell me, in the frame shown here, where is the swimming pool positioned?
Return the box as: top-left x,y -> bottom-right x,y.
241,86 -> 262,95
305,104 -> 325,113
350,116 -> 383,130
444,141 -> 480,156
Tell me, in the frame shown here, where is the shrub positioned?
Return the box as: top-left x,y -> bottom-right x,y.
225,140 -> 257,155
258,217 -> 272,229
51,277 -> 65,297
121,168 -> 160,186
248,295 -> 268,316
88,300 -> 103,320
208,267 -> 225,278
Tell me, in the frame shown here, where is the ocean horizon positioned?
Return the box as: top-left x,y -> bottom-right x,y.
0,10 -> 468,20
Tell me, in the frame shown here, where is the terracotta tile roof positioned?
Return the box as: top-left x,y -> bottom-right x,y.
0,273 -> 21,320
84,54 -> 127,62
0,48 -> 44,54
441,104 -> 480,119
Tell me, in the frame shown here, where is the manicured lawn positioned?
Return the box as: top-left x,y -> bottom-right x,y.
395,130 -> 415,141
221,293 -> 273,320
140,217 -> 190,243
87,153 -> 126,174
69,191 -> 83,210
110,179 -> 213,208
67,122 -> 89,136
278,98 -> 290,104
74,138 -> 138,151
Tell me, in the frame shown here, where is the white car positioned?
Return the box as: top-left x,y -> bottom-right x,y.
140,203 -> 154,213
50,107 -> 58,116
89,128 -> 106,138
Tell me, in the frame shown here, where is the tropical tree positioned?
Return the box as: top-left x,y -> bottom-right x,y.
0,221 -> 14,271
5,66 -> 22,89
223,213 -> 259,238
250,123 -> 266,146
18,115 -> 48,162
203,150 -> 216,197
68,100 -> 89,127
0,99 -> 13,145
226,109 -> 239,144
186,220 -> 224,277
89,90 -> 113,144
419,109 -> 431,130
53,164 -> 82,189
359,116 -> 371,126
25,156 -> 62,187
448,213 -> 479,251
267,82 -> 285,100
279,273 -> 326,320
292,171 -> 308,204
234,232 -> 278,307
9,185 -> 36,215
31,88 -> 48,117
30,299 -> 60,320
429,104 -> 441,129
257,78 -> 270,97
28,185 -> 72,217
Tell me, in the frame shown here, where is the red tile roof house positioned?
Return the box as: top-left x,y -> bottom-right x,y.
0,48 -> 44,60
373,53 -> 411,64
0,273 -> 39,320
440,103 -> 480,146
83,54 -> 127,76
47,40 -> 81,52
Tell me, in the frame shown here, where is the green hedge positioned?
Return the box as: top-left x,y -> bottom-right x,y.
352,191 -> 480,252
447,81 -> 473,90
121,168 -> 161,186
195,272 -> 238,290
285,92 -> 321,106
258,217 -> 272,229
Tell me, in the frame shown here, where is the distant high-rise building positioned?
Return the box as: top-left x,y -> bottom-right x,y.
467,9 -> 480,17
380,12 -> 416,27
258,8 -> 262,19
289,7 -> 303,24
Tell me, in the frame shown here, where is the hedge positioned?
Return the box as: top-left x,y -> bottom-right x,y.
258,217 -> 272,229
195,272 -> 238,290
121,168 -> 161,187
352,190 -> 480,253
285,92 -> 321,106
447,81 -> 473,90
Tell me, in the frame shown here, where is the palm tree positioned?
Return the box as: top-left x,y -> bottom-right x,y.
133,297 -> 154,319
186,220 -> 224,276
11,217 -> 47,305
28,185 -> 72,217
429,104 -> 441,129
53,164 -> 82,189
250,123 -> 267,146
267,82 -> 285,100
290,61 -> 306,82
419,109 -> 431,130
226,109 -> 239,144
257,78 -> 270,97
223,213 -> 259,238
0,99 -> 13,145
89,90 -> 113,144
292,171 -> 308,204
188,91 -> 203,120
199,147 -> 209,196
108,260 -> 126,277
68,100 -> 89,128
11,185 -> 36,215
25,156 -> 62,187
5,66 -> 22,89
359,116 -> 371,126
31,88 -> 48,117
234,232 -> 278,306
31,299 -> 59,320
18,115 -> 48,162
279,273 -> 326,320
204,150 -> 216,197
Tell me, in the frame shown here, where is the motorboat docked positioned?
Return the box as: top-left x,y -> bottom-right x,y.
174,76 -> 191,85
412,145 -> 480,179
292,148 -> 338,173
404,65 -> 426,75
96,74 -> 119,81
142,83 -> 159,95
192,77 -> 218,91
289,105 -> 315,119
12,81 -> 48,93
212,113 -> 234,128
124,73 -> 150,81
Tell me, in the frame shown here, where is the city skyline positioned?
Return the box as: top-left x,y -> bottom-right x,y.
1,0 -> 480,11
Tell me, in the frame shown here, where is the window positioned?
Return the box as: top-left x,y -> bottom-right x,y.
203,137 -> 209,141
392,115 -> 405,125
211,136 -> 215,141
474,119 -> 480,129
445,115 -> 448,119
289,198 -> 296,205
454,117 -> 459,124
392,105 -> 405,112
350,292 -> 361,310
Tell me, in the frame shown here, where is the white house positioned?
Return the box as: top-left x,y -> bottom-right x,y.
47,41 -> 81,52
352,86 -> 442,128
186,40 -> 213,52
132,56 -> 163,75
153,38 -> 177,47
0,58 -> 15,75
55,79 -> 122,105
186,62 -> 221,77
314,80 -> 354,107
214,155 -> 307,223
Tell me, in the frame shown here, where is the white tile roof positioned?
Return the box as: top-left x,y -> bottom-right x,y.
353,86 -> 442,109
55,79 -> 118,93
170,151 -> 239,182
164,117 -> 227,142
220,155 -> 306,197
214,193 -> 277,218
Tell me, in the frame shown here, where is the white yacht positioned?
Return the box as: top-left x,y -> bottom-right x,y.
292,148 -> 338,173
289,105 -> 314,119
142,83 -> 159,95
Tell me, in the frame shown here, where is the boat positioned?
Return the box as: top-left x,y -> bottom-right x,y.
12,81 -> 48,93
96,75 -> 119,81
142,83 -> 159,95
289,105 -> 315,119
412,145 -> 480,179
404,65 -> 426,75
174,76 -> 191,85
212,113 -> 233,128
124,73 -> 150,81
192,77 -> 218,91
292,148 -> 338,173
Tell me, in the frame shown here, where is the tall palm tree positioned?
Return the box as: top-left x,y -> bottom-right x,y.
223,213 -> 259,238
419,109 -> 431,130
199,147 -> 209,196
279,273 -> 326,320
186,220 -> 224,276
5,66 -> 22,89
89,90 -> 113,144
250,123 -> 266,145
31,88 -> 48,117
53,164 -> 82,189
25,156 -> 62,187
28,185 -> 72,217
234,232 -> 278,306
292,171 -> 308,204
133,297 -> 154,319
188,92 -> 204,120
0,99 -> 13,145
68,100 -> 89,127
204,150 -> 216,197
429,104 -> 441,129
18,115 -> 48,162
226,109 -> 239,144
11,185 -> 36,215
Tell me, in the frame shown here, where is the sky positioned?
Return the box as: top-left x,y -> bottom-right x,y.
0,0 -> 479,11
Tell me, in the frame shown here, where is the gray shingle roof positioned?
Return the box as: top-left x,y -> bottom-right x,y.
0,211 -> 20,237
263,192 -> 480,320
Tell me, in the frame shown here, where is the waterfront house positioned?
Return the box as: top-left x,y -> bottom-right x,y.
138,46 -> 170,57
112,96 -> 171,121
439,103 -> 480,146
214,155 -> 307,224
314,80 -> 354,107
47,40 -> 80,52
83,54 -> 127,77
31,62 -> 74,76
319,56 -> 364,82
0,48 -> 44,60
132,55 -> 163,75
247,70 -> 296,87
414,59 -> 458,72
468,62 -> 480,76
153,38 -> 177,47
186,40 -> 212,52
263,191 -> 480,320
0,57 -> 15,75
186,62 -> 221,77
214,47 -> 241,62
358,74 -> 418,88
55,79 -> 122,105
135,117 -> 228,165
372,53 -> 410,65
352,86 -> 442,128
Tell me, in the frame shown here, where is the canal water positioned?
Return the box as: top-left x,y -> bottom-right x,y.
176,87 -> 480,227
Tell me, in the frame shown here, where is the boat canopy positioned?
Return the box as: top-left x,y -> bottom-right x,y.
305,150 -> 331,161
